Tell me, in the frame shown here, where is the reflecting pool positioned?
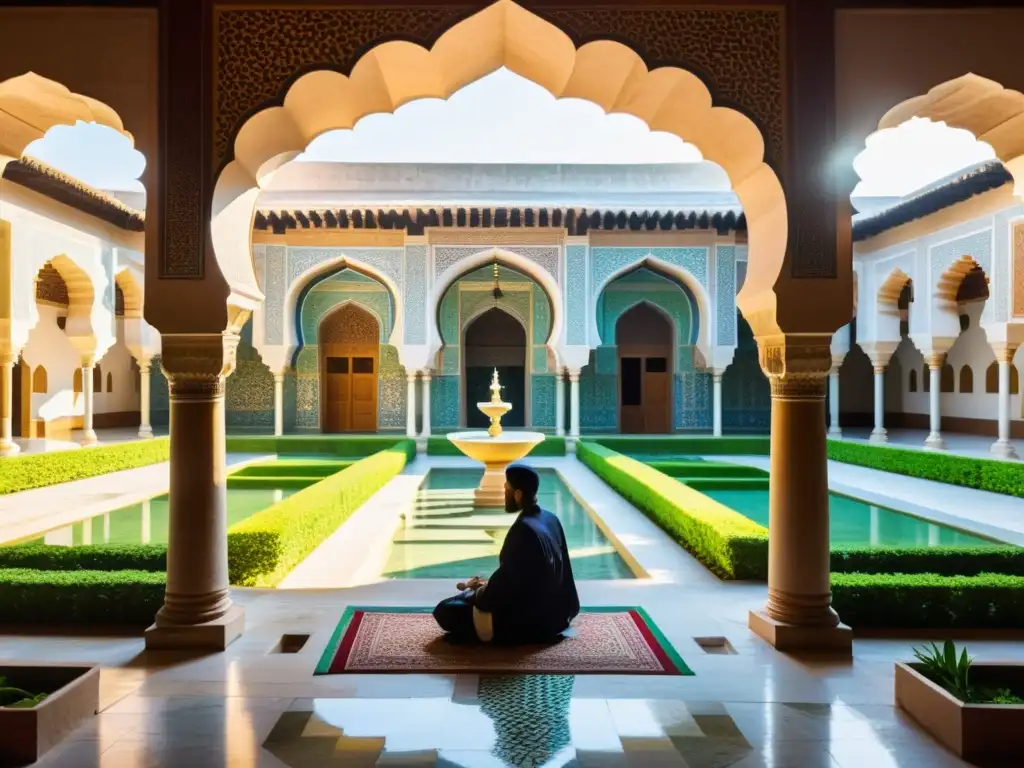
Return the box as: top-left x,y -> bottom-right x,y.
382,468 -> 635,579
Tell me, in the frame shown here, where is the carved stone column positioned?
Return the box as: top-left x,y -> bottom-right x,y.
712,371 -> 724,437
406,371 -> 418,438
991,343 -> 1019,460
828,361 -> 842,437
138,359 -> 153,438
420,370 -> 432,438
748,335 -> 851,654
924,353 -> 947,451
555,370 -> 566,437
81,361 -> 98,446
145,331 -> 244,651
568,370 -> 581,439
0,354 -> 19,456
273,371 -> 286,437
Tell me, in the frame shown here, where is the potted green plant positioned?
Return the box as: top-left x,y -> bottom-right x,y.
895,640 -> 1024,761
0,664 -> 99,765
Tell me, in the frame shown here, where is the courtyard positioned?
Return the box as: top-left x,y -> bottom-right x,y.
3,0 -> 1024,765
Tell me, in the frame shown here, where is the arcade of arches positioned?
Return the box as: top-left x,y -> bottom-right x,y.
3,0 -> 1024,665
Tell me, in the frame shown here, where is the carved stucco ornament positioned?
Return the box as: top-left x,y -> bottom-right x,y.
160,316 -> 251,399
756,334 -> 833,399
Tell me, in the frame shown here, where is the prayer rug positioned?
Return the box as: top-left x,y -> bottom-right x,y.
314,606 -> 692,676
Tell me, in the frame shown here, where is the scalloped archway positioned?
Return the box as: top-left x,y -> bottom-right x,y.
211,0 -> 788,337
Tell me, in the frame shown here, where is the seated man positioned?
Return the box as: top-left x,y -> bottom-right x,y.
433,464 -> 580,645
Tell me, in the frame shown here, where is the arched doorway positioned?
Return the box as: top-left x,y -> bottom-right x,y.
464,308 -> 527,428
617,303 -> 672,434
318,304 -> 379,433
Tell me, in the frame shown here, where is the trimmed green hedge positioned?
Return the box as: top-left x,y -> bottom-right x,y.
226,440 -> 417,586
577,440 -> 768,579
426,434 -> 566,457
0,568 -> 165,625
832,572 -> 1024,628
593,435 -> 771,456
0,438 -> 170,495
0,544 -> 167,572
225,435 -> 405,458
829,547 -> 1024,576
828,440 -> 1024,498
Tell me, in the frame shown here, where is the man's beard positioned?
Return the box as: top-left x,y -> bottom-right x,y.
504,496 -> 520,514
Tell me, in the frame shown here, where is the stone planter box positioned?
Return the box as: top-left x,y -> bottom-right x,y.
0,664 -> 100,766
895,661 -> 1024,762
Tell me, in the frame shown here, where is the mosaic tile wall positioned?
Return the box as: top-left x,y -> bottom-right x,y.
579,269 -> 709,432
291,269 -> 405,432
433,265 -> 556,430
722,311 -> 771,431
150,318 -> 275,430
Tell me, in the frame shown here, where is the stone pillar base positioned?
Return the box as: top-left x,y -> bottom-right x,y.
924,433 -> 947,451
138,425 -> 154,439
749,610 -> 852,655
145,605 -> 245,652
415,436 -> 428,454
990,440 -> 1020,460
0,440 -> 20,456
828,427 -> 842,438
80,430 -> 99,446
869,429 -> 888,443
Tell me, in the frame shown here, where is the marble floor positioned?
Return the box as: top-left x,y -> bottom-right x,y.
836,427 -> 1020,461
3,447 -> 1023,766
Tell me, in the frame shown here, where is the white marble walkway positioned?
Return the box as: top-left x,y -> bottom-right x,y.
9,427 -> 156,456
835,427 -> 1020,462
725,455 -> 1024,547
0,453 -> 270,545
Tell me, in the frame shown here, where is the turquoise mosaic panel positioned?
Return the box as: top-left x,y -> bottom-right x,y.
590,247 -> 709,294
294,347 -> 319,430
531,284 -> 552,344
432,375 -> 460,429
299,270 -> 392,344
403,245 -> 428,345
579,352 -> 617,432
715,246 -> 737,347
226,324 -> 274,429
565,244 -> 588,345
532,346 -> 549,374
531,375 -> 556,429
150,355 -> 169,428
595,345 -> 618,376
723,312 -> 771,431
377,344 -> 406,431
676,372 -> 712,430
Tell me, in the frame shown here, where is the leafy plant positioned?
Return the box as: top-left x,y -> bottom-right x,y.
0,676 -> 47,708
913,640 -> 973,700
981,688 -> 1024,705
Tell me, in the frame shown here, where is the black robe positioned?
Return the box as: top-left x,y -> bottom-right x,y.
472,504 -> 580,642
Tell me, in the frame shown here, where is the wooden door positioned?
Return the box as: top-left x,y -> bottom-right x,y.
324,356 -> 351,432
350,356 -> 377,432
643,356 -> 671,433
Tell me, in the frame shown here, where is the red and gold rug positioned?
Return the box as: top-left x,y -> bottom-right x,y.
314,606 -> 692,676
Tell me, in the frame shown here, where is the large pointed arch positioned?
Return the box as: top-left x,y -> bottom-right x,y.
284,254 -> 403,351
431,247 -> 559,356
211,0 -> 787,333
592,255 -> 710,364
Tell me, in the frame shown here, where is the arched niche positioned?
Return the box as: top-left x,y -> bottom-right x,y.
463,306 -> 529,429
211,0 -> 790,341
318,303 -> 380,433
616,302 -> 674,434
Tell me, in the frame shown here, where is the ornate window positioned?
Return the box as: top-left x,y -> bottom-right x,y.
959,365 -> 974,394
940,364 -> 955,393
93,365 -> 102,393
908,369 -> 917,393
106,372 -> 113,393
31,366 -> 47,394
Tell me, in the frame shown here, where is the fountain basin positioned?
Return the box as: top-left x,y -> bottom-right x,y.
447,430 -> 545,507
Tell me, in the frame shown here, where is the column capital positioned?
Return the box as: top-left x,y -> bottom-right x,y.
925,352 -> 947,370
420,369 -> 432,381
161,333 -> 241,399
568,369 -> 581,382
830,353 -> 846,374
406,370 -> 419,383
991,342 -> 1019,364
756,334 -> 832,399
858,340 -> 898,371
272,370 -> 287,384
